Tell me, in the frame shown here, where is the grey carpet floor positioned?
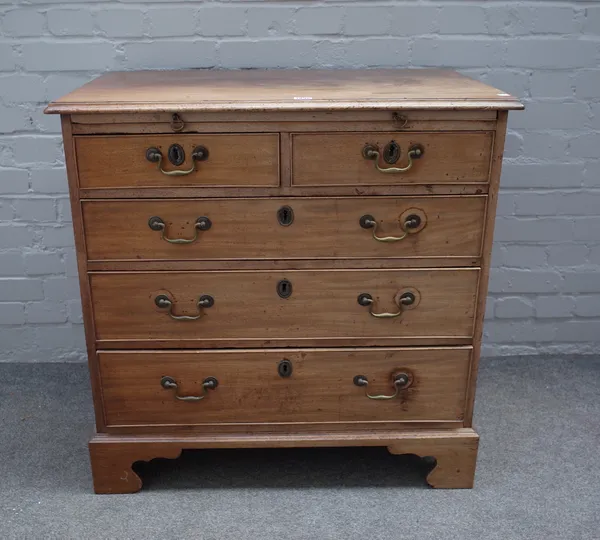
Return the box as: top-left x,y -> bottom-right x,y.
0,357 -> 599,540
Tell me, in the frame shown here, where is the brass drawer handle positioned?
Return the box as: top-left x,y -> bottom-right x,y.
353,372 -> 411,400
161,376 -> 218,402
146,145 -> 208,176
357,292 -> 415,318
148,216 -> 212,244
359,213 -> 422,243
362,143 -> 423,174
155,294 -> 214,321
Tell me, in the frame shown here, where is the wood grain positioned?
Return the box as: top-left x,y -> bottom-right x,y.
464,111 -> 508,426
78,184 -> 490,200
60,116 -> 106,431
89,428 -> 479,493
70,110 -> 498,125
292,132 -> 493,185
89,438 -> 182,494
102,420 -> 464,436
388,428 -> 478,488
90,268 -> 479,343
75,134 -> 279,189
82,196 -> 486,262
72,120 -> 498,135
49,68 -> 521,493
45,69 -> 523,114
96,337 -> 473,349
98,347 -> 471,426
87,258 -> 481,272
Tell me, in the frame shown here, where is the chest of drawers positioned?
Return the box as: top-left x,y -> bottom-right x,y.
46,69 -> 522,493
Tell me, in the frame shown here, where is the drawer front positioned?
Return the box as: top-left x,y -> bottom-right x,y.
90,269 -> 478,343
83,196 -> 486,261
75,134 -> 279,189
99,348 -> 471,426
292,132 -> 493,185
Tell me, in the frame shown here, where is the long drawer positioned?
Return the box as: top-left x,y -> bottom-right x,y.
82,196 -> 486,261
75,134 -> 280,189
292,132 -> 493,185
98,348 -> 472,426
90,268 -> 479,344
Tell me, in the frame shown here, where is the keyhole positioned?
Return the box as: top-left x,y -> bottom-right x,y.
167,144 -> 185,166
278,359 -> 293,378
277,206 -> 294,226
383,141 -> 401,164
277,279 -> 293,299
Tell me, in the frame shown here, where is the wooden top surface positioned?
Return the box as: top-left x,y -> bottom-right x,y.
45,69 -> 523,114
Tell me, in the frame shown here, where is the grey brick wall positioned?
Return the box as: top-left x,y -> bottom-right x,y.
1,1 -> 599,362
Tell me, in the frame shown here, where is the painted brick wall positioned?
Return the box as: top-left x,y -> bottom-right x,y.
1,1 -> 599,362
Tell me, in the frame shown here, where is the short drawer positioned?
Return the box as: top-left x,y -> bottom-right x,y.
292,132 -> 493,185
75,134 -> 279,189
82,196 -> 486,261
98,347 -> 471,426
90,268 -> 478,345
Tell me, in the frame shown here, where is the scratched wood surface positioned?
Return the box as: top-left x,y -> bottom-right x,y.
292,132 -> 494,185
48,68 -> 521,492
45,69 -> 523,114
82,196 -> 486,261
98,348 -> 471,425
75,133 -> 279,189
90,268 -> 479,343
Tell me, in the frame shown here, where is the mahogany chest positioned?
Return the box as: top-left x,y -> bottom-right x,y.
45,69 -> 522,493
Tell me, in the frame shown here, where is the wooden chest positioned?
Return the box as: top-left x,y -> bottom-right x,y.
46,69 -> 522,493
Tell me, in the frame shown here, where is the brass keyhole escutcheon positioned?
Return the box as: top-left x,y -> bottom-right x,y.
167,144 -> 185,166
277,205 -> 294,226
277,279 -> 293,299
277,359 -> 293,378
383,140 -> 401,164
